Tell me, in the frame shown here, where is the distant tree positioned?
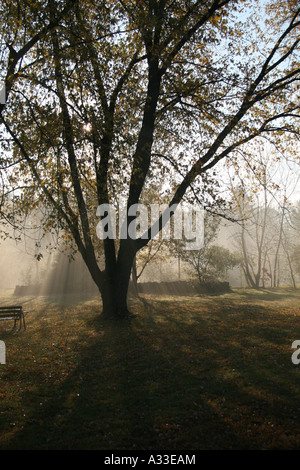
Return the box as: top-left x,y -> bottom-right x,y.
229,148 -> 300,289
183,243 -> 241,284
288,202 -> 300,286
173,212 -> 240,283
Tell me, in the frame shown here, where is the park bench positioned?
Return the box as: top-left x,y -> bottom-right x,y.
0,306 -> 26,330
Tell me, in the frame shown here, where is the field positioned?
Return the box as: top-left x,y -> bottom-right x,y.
0,287 -> 299,450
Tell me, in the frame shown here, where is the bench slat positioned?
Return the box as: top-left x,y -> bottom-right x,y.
0,306 -> 26,330
0,306 -> 23,310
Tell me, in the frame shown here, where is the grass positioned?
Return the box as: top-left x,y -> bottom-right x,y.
0,287 -> 300,450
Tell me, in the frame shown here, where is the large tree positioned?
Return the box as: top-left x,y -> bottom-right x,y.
0,0 -> 299,319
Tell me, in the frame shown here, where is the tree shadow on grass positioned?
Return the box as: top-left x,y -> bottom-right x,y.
2,298 -> 300,450
0,325 -> 246,449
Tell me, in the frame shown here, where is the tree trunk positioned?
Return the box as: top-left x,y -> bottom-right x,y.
131,255 -> 139,297
101,275 -> 131,319
100,239 -> 137,320
282,242 -> 296,289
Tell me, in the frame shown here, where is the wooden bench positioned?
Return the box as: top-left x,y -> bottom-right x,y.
0,306 -> 26,330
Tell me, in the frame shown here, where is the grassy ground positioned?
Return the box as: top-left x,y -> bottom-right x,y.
0,287 -> 299,450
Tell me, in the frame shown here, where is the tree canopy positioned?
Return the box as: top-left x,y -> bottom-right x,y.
0,0 -> 299,318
